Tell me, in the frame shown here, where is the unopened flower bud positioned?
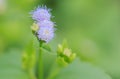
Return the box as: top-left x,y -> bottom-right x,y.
69,53 -> 76,62
57,56 -> 68,67
56,41 -> 76,66
57,44 -> 63,54
63,48 -> 72,57
31,23 -> 39,32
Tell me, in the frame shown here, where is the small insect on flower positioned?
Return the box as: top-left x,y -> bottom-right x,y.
37,26 -> 54,43
31,6 -> 51,22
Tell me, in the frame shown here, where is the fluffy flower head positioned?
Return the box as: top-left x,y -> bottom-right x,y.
38,20 -> 54,28
31,6 -> 51,21
37,26 -> 54,43
31,5 -> 55,43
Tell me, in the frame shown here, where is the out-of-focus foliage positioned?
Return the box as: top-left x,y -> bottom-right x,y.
0,50 -> 29,79
50,59 -> 111,79
0,0 -> 120,79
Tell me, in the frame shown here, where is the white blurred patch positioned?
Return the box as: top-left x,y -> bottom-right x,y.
0,0 -> 7,14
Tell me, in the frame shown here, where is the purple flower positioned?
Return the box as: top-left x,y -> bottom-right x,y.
38,20 -> 54,28
31,6 -> 51,21
37,26 -> 54,43
30,6 -> 55,43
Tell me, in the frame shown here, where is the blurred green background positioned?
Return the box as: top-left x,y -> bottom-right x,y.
0,0 -> 120,79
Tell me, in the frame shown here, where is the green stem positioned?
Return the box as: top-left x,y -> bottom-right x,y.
28,69 -> 36,79
38,41 -> 43,79
47,68 -> 60,79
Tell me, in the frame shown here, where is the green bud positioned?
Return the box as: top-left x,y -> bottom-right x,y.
62,39 -> 68,48
56,56 -> 68,67
57,44 -> 63,55
31,23 -> 39,32
63,48 -> 72,57
69,53 -> 76,62
56,40 -> 76,67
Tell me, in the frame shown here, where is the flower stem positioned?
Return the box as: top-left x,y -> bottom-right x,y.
38,41 -> 43,79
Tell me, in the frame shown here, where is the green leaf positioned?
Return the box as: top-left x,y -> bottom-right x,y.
42,44 -> 52,52
49,59 -> 111,79
0,50 -> 29,79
